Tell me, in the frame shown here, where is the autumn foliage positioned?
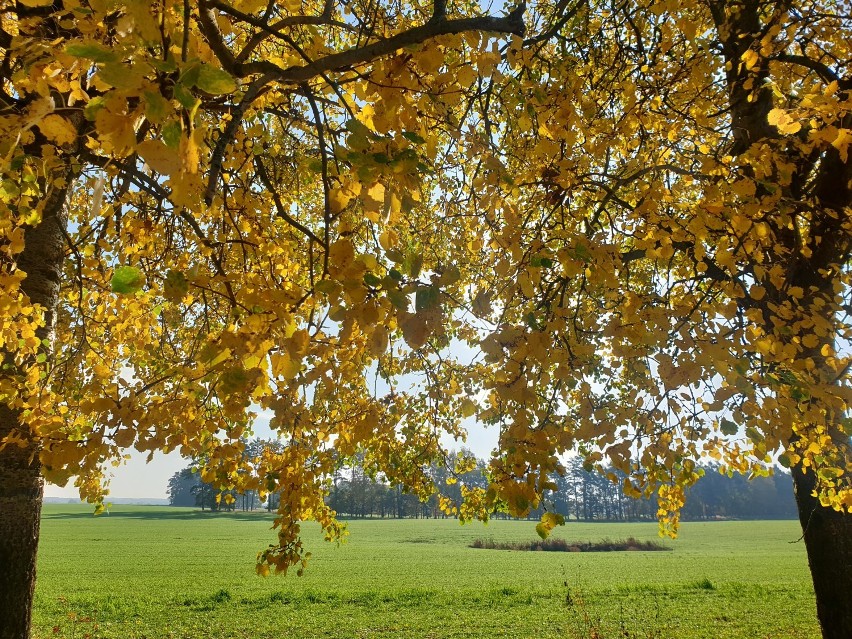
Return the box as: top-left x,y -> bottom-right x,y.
0,0 -> 850,637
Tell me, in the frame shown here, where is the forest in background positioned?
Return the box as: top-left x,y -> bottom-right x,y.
168,442 -> 797,522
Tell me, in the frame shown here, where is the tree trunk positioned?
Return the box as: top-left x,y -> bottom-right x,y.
0,405 -> 44,639
0,172 -> 71,639
791,466 -> 852,639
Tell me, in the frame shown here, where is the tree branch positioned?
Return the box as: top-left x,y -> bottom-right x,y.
204,74 -> 275,205
253,157 -> 324,245
275,9 -> 526,84
771,52 -> 846,86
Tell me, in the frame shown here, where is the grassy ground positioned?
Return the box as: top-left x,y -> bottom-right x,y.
33,505 -> 819,638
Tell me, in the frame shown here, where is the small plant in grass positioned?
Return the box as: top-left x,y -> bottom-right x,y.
51,598 -> 102,639
693,578 -> 716,590
470,537 -> 672,552
563,581 -> 664,639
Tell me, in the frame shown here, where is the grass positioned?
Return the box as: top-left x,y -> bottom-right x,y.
33,505 -> 820,638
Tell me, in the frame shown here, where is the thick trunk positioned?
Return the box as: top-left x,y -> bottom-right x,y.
0,175 -> 70,639
0,406 -> 43,639
792,465 -> 852,639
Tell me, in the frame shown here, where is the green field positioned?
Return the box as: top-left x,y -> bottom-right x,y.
33,505 -> 819,638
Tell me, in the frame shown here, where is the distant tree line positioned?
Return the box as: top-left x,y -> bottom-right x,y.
168,445 -> 797,521
167,438 -> 281,512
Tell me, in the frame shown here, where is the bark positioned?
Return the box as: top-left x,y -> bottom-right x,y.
0,172 -> 71,639
791,463 -> 852,639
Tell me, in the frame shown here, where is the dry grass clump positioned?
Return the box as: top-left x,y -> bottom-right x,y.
470,536 -> 671,552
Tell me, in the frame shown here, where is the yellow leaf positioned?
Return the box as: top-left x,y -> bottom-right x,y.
456,65 -> 477,86
801,334 -> 820,349
137,139 -> 181,175
831,129 -> 851,162
180,132 -> 199,174
328,239 -> 355,276
93,363 -> 111,379
330,186 -> 353,215
459,397 -> 477,418
379,229 -> 397,251
363,182 -> 385,223
202,346 -> 232,368
270,352 -> 300,380
113,428 -> 135,448
416,45 -> 444,74
96,63 -> 146,91
38,115 -> 77,146
767,108 -> 801,135
741,49 -> 759,71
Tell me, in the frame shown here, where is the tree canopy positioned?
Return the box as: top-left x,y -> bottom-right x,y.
0,0 -> 850,637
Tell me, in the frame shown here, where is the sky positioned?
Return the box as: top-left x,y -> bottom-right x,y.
44,411 -> 499,500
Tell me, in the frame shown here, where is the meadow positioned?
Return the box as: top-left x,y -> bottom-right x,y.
34,505 -> 819,639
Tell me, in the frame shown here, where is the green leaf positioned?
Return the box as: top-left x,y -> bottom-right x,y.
195,64 -> 237,95
401,131 -> 426,144
96,62 -> 144,90
10,155 -> 27,171
570,244 -> 592,263
148,55 -> 178,73
161,120 -> 182,149
65,42 -> 118,63
720,418 -> 738,436
179,63 -> 201,88
143,90 -> 170,124
406,253 -> 423,278
415,286 -> 440,312
111,266 -> 145,295
344,119 -> 373,137
306,158 -> 324,173
315,279 -> 338,295
817,467 -> 843,481
363,273 -> 382,287
385,250 -> 404,264
388,290 -> 409,311
163,270 -> 189,302
173,83 -> 199,111
745,426 -> 764,443
524,311 -> 541,330
84,96 -> 107,121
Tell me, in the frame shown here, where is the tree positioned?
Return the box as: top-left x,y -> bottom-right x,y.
167,467 -> 200,507
0,1 -> 524,636
460,0 -> 851,635
0,1 -> 850,638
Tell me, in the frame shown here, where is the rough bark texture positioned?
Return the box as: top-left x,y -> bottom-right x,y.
0,175 -> 70,639
0,406 -> 43,639
792,465 -> 852,639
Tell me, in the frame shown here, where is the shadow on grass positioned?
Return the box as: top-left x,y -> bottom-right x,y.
40,507 -> 275,522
